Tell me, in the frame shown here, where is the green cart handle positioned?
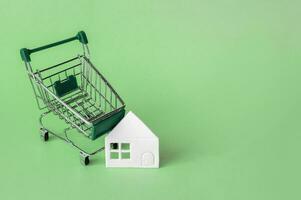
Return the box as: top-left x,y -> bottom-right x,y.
20,31 -> 88,62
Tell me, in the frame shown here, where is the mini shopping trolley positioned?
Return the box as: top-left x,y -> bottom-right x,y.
20,31 -> 125,165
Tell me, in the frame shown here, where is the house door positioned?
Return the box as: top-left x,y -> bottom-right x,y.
141,152 -> 154,166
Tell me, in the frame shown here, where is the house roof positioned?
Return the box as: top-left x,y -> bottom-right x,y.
106,111 -> 158,140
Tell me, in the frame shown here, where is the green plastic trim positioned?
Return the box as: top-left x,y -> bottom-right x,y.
90,109 -> 126,140
76,31 -> 88,44
54,75 -> 79,97
20,31 -> 88,62
20,48 -> 31,62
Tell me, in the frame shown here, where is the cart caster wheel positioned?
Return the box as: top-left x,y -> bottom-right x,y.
80,152 -> 90,166
43,132 -> 49,141
40,128 -> 49,142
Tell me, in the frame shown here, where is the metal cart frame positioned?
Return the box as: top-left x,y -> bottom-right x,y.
20,31 -> 125,165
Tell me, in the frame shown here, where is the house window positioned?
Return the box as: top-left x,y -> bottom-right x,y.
110,143 -> 118,150
121,152 -> 130,159
121,143 -> 130,150
109,142 -> 131,160
110,152 -> 119,159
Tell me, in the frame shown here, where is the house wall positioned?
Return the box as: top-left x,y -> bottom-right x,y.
105,138 -> 159,168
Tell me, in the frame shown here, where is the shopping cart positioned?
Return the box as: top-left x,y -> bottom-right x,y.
20,31 -> 126,165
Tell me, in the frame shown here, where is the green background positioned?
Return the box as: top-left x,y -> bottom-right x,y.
0,0 -> 300,199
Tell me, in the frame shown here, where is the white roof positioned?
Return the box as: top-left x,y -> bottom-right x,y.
106,111 -> 158,140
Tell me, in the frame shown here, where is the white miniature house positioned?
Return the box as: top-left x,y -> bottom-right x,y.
105,111 -> 159,168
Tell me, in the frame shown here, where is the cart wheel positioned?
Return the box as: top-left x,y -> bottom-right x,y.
40,128 -> 49,142
43,132 -> 49,141
80,152 -> 90,166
